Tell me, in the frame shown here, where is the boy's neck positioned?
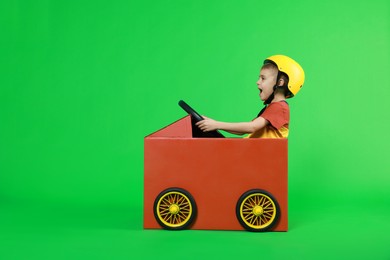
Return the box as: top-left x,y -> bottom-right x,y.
271,92 -> 286,103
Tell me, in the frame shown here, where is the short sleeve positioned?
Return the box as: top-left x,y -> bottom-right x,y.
260,102 -> 290,129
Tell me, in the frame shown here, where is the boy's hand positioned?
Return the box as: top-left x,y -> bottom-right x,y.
195,116 -> 219,132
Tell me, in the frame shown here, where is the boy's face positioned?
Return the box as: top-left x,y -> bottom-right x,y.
257,68 -> 278,101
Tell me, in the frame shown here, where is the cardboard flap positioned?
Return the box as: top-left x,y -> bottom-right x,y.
146,116 -> 192,138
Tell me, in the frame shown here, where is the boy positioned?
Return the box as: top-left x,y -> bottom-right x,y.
196,55 -> 305,138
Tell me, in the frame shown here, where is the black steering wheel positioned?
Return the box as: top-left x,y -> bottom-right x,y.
178,100 -> 224,138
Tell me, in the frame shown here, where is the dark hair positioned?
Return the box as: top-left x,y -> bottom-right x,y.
279,72 -> 293,97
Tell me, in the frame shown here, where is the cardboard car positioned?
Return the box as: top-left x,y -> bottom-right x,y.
143,101 -> 288,231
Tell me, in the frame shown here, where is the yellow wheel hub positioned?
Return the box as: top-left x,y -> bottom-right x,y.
169,204 -> 180,214
240,193 -> 277,230
156,191 -> 193,228
253,205 -> 263,216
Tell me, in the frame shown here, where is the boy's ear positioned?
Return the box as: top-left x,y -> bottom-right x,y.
278,78 -> 285,86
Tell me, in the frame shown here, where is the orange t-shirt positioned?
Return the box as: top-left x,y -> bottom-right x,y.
247,101 -> 290,138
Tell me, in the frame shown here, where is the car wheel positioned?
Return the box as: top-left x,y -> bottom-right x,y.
236,189 -> 280,232
153,187 -> 197,230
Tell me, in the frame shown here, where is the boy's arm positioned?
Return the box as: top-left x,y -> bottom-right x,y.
195,116 -> 269,135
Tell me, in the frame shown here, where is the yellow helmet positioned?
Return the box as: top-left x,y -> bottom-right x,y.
264,55 -> 305,97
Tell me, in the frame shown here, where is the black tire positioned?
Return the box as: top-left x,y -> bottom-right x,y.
236,189 -> 280,232
153,188 -> 197,230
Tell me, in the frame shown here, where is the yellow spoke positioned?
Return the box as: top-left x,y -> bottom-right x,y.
252,216 -> 258,226
244,212 -> 253,220
160,203 -> 170,209
166,195 -> 171,204
245,214 -> 255,223
179,215 -> 185,223
258,215 -> 263,225
243,202 -> 252,207
164,213 -> 173,222
176,196 -> 183,203
160,212 -> 170,217
246,214 -> 253,224
251,215 -> 259,225
242,213 -> 251,219
259,198 -> 267,207
263,215 -> 272,221
258,196 -> 265,206
180,204 -> 190,209
256,196 -> 262,205
257,216 -> 262,226
250,197 -> 258,206
177,212 -> 186,219
176,215 -> 183,222
179,196 -> 187,205
178,213 -> 188,221
178,200 -> 187,206
160,203 -> 169,209
175,194 -> 181,203
180,208 -> 190,212
243,205 -> 252,211
159,208 -> 169,213
262,200 -> 271,208
174,215 -> 180,224
162,197 -> 171,205
168,194 -> 172,203
261,215 -> 269,224
245,201 -> 255,209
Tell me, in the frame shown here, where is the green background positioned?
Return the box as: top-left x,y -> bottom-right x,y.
1,0 -> 389,259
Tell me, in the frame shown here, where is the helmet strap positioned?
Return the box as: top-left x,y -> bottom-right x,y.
263,91 -> 274,105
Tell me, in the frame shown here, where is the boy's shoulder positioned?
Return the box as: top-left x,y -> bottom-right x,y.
268,100 -> 289,109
